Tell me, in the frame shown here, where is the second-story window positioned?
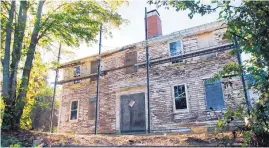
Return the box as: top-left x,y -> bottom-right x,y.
169,41 -> 183,63
169,41 -> 182,56
125,51 -> 137,74
90,61 -> 98,81
73,66 -> 80,84
197,32 -> 214,49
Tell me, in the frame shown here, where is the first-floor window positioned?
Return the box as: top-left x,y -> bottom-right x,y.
173,84 -> 187,110
204,79 -> 225,110
88,97 -> 96,120
70,101 -> 78,120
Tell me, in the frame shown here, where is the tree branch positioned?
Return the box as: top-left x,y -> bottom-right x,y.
37,21 -> 54,40
39,3 -> 68,29
2,1 -> 19,18
228,31 -> 250,42
203,6 -> 220,11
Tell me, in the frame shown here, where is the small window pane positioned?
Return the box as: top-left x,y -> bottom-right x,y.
70,101 -> 78,120
70,110 -> 77,120
71,101 -> 78,110
170,41 -> 182,56
174,85 -> 187,110
74,66 -> 80,77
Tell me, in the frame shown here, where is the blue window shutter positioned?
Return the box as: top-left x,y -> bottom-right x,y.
204,79 -> 225,110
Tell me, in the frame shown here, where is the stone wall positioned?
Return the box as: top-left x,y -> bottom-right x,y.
58,26 -> 245,134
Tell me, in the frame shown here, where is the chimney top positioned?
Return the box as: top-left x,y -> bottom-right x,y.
146,9 -> 162,38
147,9 -> 160,16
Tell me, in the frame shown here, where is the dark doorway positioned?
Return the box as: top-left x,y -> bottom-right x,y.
120,92 -> 146,134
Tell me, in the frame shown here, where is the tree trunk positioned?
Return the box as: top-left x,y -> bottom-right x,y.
9,1 -> 29,102
15,0 -> 45,129
1,1 -> 15,131
2,1 -> 15,102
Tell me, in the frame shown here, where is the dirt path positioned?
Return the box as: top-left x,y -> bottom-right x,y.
1,130 -> 243,147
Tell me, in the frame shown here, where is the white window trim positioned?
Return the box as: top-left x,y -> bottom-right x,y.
69,100 -> 79,122
171,83 -> 189,113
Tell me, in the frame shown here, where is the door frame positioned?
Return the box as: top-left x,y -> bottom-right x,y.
115,86 -> 148,133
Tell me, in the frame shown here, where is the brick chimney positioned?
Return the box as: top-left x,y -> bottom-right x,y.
147,9 -> 162,38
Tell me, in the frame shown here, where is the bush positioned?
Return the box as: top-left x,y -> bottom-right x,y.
215,99 -> 269,146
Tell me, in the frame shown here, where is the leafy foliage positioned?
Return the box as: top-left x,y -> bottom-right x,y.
0,98 -> 5,126
39,1 -> 127,47
20,53 -> 53,130
1,0 -> 126,131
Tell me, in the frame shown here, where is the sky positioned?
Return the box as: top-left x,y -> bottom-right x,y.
61,0 -> 220,63
48,0 -> 221,85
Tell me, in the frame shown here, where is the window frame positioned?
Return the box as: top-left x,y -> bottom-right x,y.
168,40 -> 184,63
88,97 -> 96,120
69,100 -> 79,121
73,65 -> 81,84
90,60 -> 99,81
168,40 -> 184,56
171,83 -> 189,113
197,32 -> 215,50
203,78 -> 226,111
124,51 -> 138,74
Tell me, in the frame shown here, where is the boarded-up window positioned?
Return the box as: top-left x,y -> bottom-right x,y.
88,97 -> 96,120
70,101 -> 78,120
73,66 -> 80,84
204,79 -> 225,110
60,106 -> 66,122
173,84 -> 187,110
197,32 -> 214,49
125,51 -> 137,74
90,61 -> 98,81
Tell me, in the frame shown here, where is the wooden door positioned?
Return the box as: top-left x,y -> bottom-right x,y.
120,92 -> 146,133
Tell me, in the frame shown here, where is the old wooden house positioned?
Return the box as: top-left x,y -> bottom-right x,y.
57,10 -> 245,134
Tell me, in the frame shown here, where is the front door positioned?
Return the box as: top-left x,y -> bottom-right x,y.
120,92 -> 146,133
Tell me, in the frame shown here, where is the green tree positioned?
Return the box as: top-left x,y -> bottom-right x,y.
148,1 -> 269,146
20,52 -> 53,130
1,0 -> 126,131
